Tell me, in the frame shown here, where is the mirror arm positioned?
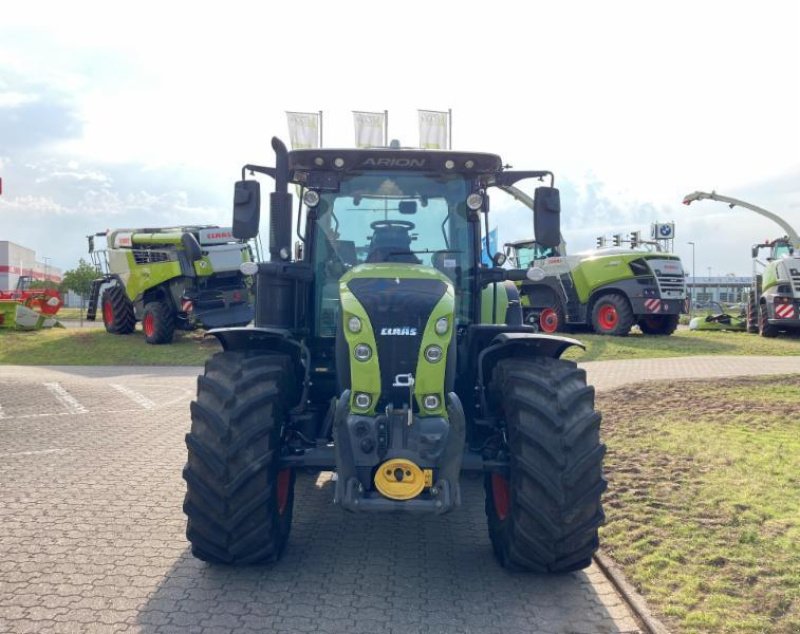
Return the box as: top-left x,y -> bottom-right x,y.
495,171 -> 554,188
241,164 -> 276,181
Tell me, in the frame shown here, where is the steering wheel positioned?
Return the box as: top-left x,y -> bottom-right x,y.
370,220 -> 416,231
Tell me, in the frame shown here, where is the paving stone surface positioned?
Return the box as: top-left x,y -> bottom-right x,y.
0,365 -> 653,634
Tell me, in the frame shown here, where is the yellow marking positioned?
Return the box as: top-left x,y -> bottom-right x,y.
424,469 -> 433,487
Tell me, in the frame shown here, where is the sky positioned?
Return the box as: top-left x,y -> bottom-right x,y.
1,0 -> 798,277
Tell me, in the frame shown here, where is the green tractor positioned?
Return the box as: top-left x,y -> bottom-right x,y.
506,237 -> 686,336
87,226 -> 254,344
182,138 -> 606,572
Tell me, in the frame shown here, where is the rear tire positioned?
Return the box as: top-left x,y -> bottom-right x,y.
746,295 -> 758,333
484,357 -> 606,573
590,293 -> 634,336
183,351 -> 296,564
637,314 -> 679,335
101,285 -> 135,335
759,304 -> 779,338
142,301 -> 175,345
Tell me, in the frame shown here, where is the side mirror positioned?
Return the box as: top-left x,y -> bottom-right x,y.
751,246 -> 760,258
533,186 -> 561,248
232,180 -> 261,240
492,252 -> 507,267
181,232 -> 203,262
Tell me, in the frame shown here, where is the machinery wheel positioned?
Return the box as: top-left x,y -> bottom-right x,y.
637,314 -> 679,335
746,295 -> 758,333
142,301 -> 176,345
538,303 -> 564,334
183,352 -> 296,564
484,357 -> 606,573
101,285 -> 135,335
758,304 -> 779,338
590,294 -> 634,336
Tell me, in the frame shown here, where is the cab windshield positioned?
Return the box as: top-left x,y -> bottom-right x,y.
310,171 -> 472,336
773,243 -> 794,259
513,242 -> 556,268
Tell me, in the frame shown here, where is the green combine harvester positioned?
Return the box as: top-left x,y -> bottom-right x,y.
182,137 -> 606,572
87,226 -> 254,344
506,237 -> 686,335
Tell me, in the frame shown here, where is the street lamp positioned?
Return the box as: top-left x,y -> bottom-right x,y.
687,241 -> 695,314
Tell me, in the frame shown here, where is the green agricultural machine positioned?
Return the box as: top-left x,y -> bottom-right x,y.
87,226 -> 254,344
182,138 -> 606,572
506,238 -> 686,336
683,191 -> 800,338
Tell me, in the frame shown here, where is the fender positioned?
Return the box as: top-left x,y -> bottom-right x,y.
206,326 -> 310,407
476,331 -> 585,417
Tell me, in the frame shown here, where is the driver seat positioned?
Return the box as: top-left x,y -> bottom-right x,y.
366,227 -> 421,264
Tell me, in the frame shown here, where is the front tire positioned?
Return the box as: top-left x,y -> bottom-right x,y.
590,294 -> 634,336
142,301 -> 175,344
183,352 -> 296,564
484,357 -> 606,572
539,302 -> 565,334
101,285 -> 135,335
637,314 -> 679,335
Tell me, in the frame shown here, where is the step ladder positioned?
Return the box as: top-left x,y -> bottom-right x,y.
85,278 -> 106,321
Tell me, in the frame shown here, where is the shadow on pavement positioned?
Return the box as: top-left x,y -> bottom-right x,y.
138,475 -> 637,634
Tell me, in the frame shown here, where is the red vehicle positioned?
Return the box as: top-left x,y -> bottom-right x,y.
0,276 -> 64,316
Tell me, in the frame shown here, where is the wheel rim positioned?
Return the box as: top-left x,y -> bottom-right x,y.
491,473 -> 510,521
539,308 -> 559,333
597,304 -> 619,331
143,313 -> 155,337
103,301 -> 114,325
277,469 -> 291,515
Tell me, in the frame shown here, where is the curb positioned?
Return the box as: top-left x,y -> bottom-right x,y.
594,551 -> 671,634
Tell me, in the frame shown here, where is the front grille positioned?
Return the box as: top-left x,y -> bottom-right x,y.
646,259 -> 686,298
790,265 -> 800,293
348,277 -> 447,408
132,249 -> 172,265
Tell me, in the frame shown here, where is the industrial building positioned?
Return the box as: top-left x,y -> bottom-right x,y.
687,276 -> 752,306
0,241 -> 62,290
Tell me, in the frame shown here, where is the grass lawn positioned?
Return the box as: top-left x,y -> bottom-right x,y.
562,328 -> 800,362
0,326 -> 218,366
2,322 -> 799,366
598,376 -> 800,633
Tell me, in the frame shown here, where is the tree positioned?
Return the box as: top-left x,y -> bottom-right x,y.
60,259 -> 99,323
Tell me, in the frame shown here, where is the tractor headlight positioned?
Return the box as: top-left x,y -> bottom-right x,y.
302,189 -> 320,207
239,261 -> 259,276
423,394 -> 440,410
466,193 -> 484,210
354,343 -> 372,362
354,392 -> 371,409
347,316 -> 362,333
424,345 -> 443,363
435,317 -> 449,335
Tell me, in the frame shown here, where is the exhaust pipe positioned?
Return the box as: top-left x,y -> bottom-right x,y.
269,137 -> 292,262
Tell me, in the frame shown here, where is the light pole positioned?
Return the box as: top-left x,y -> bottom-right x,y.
687,242 -> 695,314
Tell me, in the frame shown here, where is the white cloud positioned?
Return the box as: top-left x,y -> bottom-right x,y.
0,0 -> 798,276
